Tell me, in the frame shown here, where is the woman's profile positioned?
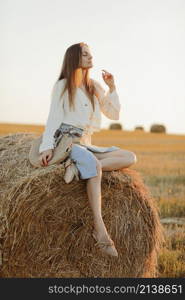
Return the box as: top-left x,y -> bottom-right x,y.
38,42 -> 137,257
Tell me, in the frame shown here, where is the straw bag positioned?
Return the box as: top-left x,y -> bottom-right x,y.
29,133 -> 74,168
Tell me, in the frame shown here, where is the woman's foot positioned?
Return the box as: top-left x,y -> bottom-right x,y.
92,229 -> 118,257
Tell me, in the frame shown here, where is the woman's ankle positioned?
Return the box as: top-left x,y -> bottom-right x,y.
93,223 -> 109,238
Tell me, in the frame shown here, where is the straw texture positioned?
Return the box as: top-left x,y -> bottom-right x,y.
0,133 -> 164,277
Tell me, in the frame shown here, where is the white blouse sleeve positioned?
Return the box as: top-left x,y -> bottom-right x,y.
93,79 -> 121,120
39,80 -> 65,154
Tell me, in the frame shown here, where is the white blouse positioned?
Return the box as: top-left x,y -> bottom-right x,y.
39,78 -> 121,153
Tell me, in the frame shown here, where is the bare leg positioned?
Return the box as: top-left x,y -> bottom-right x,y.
93,149 -> 137,171
86,150 -> 137,236
85,149 -> 137,256
86,160 -> 110,241
100,157 -> 132,171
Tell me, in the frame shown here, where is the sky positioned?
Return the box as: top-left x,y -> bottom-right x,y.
0,0 -> 185,134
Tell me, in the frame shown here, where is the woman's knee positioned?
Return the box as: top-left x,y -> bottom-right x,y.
127,151 -> 137,165
119,150 -> 137,165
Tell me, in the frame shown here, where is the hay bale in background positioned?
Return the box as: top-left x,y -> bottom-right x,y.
150,124 -> 166,133
0,133 -> 164,278
109,123 -> 122,130
135,126 -> 144,131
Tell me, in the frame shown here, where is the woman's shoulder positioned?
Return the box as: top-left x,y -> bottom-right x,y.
56,78 -> 67,86
49,79 -> 67,101
52,78 -> 67,93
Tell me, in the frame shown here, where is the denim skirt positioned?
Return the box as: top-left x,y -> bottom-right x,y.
54,122 -> 120,180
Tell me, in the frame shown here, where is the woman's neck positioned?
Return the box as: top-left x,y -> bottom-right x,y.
79,69 -> 86,87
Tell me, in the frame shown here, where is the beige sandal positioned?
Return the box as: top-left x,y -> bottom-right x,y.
63,157 -> 79,184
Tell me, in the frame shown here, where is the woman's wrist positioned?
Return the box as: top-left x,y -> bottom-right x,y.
109,84 -> 116,93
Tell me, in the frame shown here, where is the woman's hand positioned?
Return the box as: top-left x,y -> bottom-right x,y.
101,69 -> 116,91
39,149 -> 53,166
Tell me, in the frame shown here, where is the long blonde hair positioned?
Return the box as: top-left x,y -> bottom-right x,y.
57,42 -> 95,111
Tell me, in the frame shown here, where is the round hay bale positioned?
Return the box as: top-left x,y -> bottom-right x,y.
150,124 -> 166,133
0,133 -> 164,278
109,123 -> 122,130
135,126 -> 144,131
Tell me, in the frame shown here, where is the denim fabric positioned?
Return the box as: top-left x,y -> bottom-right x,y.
55,122 -> 120,180
71,144 -> 120,180
70,143 -> 98,179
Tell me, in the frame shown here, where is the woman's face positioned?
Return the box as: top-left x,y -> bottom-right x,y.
79,45 -> 93,69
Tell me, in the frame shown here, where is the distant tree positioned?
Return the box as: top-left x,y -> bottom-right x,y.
150,124 -> 166,133
135,126 -> 144,131
109,123 -> 122,130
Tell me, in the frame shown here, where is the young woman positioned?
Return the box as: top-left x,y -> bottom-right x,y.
38,42 -> 137,257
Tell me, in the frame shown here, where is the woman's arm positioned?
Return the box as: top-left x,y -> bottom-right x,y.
93,79 -> 121,120
39,80 -> 65,154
